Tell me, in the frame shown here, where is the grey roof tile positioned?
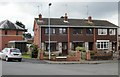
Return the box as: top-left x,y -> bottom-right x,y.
35,18 -> 118,28
0,20 -> 25,30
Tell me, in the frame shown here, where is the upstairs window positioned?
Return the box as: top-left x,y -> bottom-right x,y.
73,28 -> 83,34
16,31 -> 19,35
51,28 -> 56,34
98,29 -> 107,35
45,28 -> 49,34
5,30 -> 7,35
109,29 -> 116,35
86,28 -> 93,34
45,28 -> 56,34
59,28 -> 67,34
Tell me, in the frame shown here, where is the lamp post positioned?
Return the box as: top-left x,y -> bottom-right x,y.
48,3 -> 52,60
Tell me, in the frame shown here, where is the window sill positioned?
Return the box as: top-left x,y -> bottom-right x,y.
73,34 -> 83,35
86,34 -> 93,35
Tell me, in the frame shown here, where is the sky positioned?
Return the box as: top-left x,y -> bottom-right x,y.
0,0 -> 119,35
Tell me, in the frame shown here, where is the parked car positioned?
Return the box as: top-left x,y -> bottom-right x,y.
0,48 -> 22,62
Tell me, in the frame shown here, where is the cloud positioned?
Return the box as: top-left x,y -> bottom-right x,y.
0,0 -> 119,2
0,1 -> 119,35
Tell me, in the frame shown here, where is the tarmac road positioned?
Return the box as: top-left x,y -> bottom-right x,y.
2,59 -> 118,75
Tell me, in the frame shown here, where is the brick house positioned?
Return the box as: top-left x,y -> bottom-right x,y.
33,14 -> 118,55
0,20 -> 26,51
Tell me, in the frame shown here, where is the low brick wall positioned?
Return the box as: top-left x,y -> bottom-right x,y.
40,51 -> 91,61
86,51 -> 91,60
67,51 -> 81,61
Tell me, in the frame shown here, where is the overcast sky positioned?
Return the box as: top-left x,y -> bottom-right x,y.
0,0 -> 119,35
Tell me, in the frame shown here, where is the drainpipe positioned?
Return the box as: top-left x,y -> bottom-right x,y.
39,26 -> 41,49
117,28 -> 118,52
67,27 -> 70,54
93,28 -> 96,52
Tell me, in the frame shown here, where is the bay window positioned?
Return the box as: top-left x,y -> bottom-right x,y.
96,40 -> 109,50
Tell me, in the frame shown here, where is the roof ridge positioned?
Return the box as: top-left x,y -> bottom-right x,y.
35,17 -> 110,21
34,18 -> 118,27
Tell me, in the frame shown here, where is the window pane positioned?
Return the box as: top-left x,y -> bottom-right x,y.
86,29 -> 93,34
63,28 -> 66,33
45,28 -> 49,34
45,43 -> 56,51
59,28 -> 66,34
104,42 -> 107,48
52,28 -> 55,34
97,42 -> 100,48
50,28 -> 55,34
50,43 -> 56,51
16,31 -> 18,35
101,42 -> 103,48
5,30 -> 7,35
59,28 -> 62,34
96,41 -> 109,49
98,29 -> 107,35
73,28 -> 82,34
109,29 -> 116,35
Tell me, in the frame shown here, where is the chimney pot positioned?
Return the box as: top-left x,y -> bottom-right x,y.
88,16 -> 92,22
64,13 -> 68,21
39,14 -> 42,20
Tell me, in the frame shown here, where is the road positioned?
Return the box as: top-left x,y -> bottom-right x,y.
2,59 -> 118,75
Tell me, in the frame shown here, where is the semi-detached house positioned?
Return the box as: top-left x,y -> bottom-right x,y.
33,13 -> 118,55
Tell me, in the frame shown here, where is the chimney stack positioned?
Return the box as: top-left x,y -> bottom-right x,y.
88,16 -> 92,22
39,14 -> 42,20
64,13 -> 68,21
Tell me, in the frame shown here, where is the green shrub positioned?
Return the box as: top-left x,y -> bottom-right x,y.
81,52 -> 86,60
30,44 -> 38,58
90,51 -> 95,56
68,51 -> 76,56
22,52 -> 27,55
75,46 -> 86,52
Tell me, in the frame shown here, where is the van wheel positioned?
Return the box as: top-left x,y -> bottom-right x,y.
5,56 -> 9,62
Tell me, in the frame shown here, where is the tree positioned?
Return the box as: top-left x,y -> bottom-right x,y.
15,21 -> 25,29
23,33 -> 32,39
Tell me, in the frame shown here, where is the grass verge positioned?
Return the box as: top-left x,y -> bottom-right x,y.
22,54 -> 31,59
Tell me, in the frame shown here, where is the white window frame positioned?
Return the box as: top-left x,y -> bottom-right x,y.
52,28 -> 56,34
98,29 -> 107,35
45,28 -> 49,34
45,28 -> 56,34
59,28 -> 63,34
59,28 -> 67,34
109,29 -> 116,35
96,40 -> 109,50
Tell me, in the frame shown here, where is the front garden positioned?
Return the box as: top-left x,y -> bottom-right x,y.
22,44 -> 115,61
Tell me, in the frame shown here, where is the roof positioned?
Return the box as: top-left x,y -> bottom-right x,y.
34,18 -> 118,28
0,20 -> 26,31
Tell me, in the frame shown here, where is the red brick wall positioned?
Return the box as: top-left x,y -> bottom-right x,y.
33,22 -> 40,48
0,30 -> 23,51
41,28 -> 117,42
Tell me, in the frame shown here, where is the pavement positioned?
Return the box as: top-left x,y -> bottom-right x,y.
22,58 -> 48,64
23,58 -> 119,64
45,60 -> 119,64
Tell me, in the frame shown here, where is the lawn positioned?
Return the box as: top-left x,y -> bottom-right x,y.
22,54 -> 31,59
